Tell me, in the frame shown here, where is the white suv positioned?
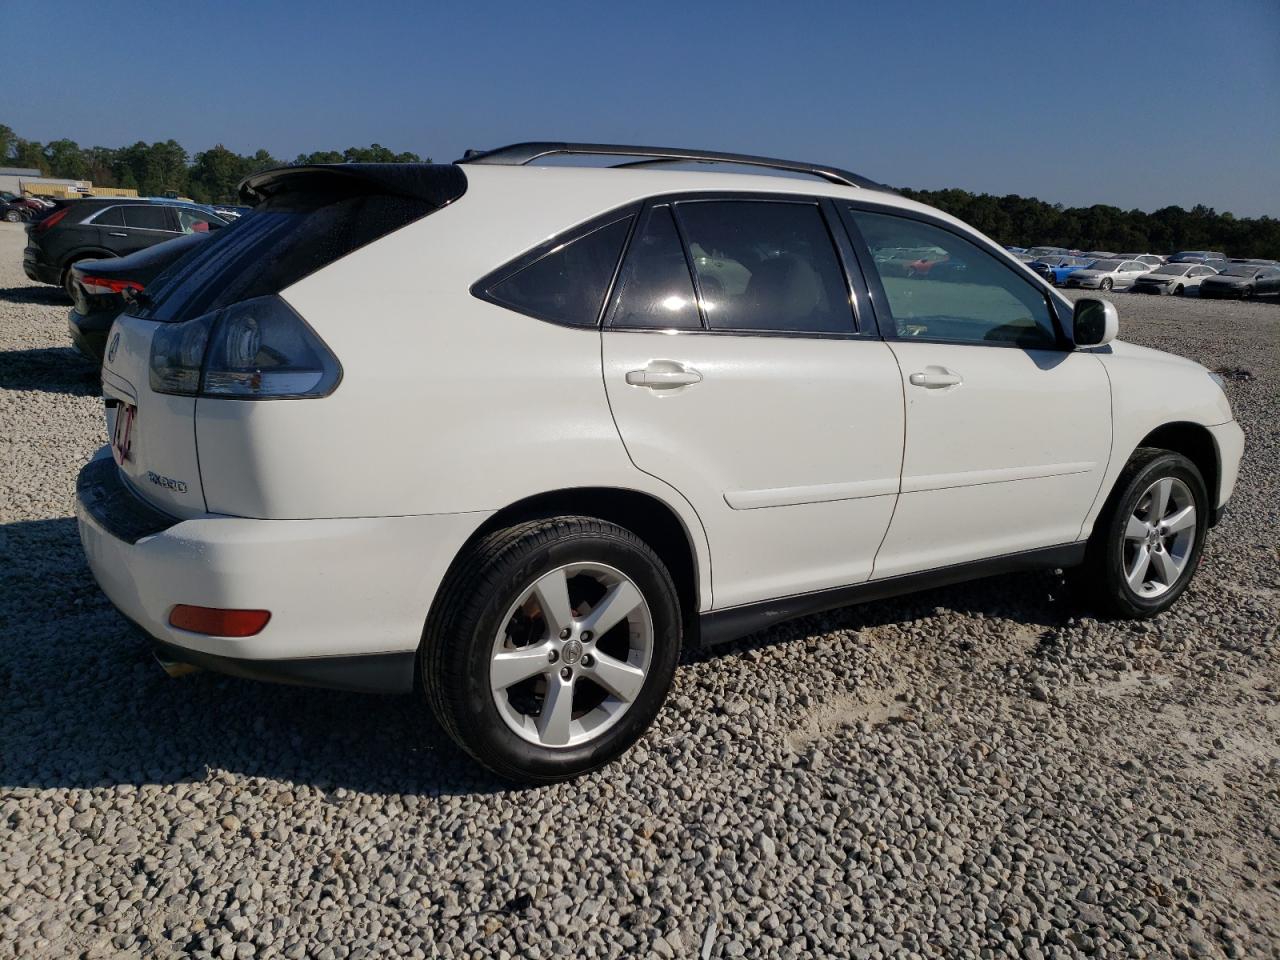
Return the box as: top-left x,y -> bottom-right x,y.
76,143 -> 1245,781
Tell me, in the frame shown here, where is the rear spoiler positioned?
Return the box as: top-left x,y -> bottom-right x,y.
239,163 -> 467,207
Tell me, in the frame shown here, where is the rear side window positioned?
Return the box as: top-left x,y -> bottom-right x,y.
607,205 -> 701,330
123,205 -> 172,231
485,216 -> 632,328
93,206 -> 125,226
674,200 -> 854,335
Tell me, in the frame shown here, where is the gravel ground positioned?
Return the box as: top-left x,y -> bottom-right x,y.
1,219 -> 1277,960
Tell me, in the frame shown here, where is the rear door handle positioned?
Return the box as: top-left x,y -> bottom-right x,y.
625,360 -> 703,390
908,368 -> 963,388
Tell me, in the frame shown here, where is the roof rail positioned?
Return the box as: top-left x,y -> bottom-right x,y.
455,142 -> 891,191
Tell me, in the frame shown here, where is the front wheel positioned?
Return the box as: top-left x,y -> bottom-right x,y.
422,516 -> 682,782
1100,277 -> 1113,291
1173,285 -> 1184,296
1073,449 -> 1208,618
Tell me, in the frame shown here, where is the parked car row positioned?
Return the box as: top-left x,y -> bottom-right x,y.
1,191 -> 58,222
1006,245 -> 1280,299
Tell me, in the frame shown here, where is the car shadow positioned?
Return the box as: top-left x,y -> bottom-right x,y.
0,515 -> 1081,797
0,517 -> 514,798
0,347 -> 100,396
0,284 -> 67,306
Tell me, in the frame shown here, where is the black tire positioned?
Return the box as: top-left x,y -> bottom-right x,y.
3,209 -> 20,223
1072,448 -> 1209,619
422,516 -> 681,782
1241,286 -> 1253,300
1173,284 -> 1184,296
1100,277 -> 1113,291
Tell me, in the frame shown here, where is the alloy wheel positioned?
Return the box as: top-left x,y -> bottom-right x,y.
489,563 -> 653,748
1122,477 -> 1196,598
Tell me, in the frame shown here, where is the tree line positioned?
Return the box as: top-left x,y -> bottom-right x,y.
3,124 -> 1276,258
896,187 -> 1278,260
0,123 -> 429,205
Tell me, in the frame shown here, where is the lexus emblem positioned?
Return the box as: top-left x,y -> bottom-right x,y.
107,332 -> 121,364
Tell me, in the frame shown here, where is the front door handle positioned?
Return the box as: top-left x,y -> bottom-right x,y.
625,360 -> 703,390
107,231 -> 128,237
908,368 -> 963,388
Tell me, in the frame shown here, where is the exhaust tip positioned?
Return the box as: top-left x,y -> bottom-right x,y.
154,652 -> 201,678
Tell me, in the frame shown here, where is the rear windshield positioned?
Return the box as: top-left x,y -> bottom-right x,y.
132,179 -> 459,323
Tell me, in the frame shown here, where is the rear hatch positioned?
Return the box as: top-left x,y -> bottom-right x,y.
98,163 -> 468,518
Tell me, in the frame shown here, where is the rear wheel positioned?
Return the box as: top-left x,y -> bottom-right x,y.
3,209 -> 20,223
422,516 -> 681,782
1073,449 -> 1208,618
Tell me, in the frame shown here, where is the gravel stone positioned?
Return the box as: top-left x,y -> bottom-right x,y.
0,223 -> 1277,958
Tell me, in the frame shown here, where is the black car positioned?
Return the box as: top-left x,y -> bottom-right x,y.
23,198 -> 227,296
1198,265 -> 1280,300
68,231 -> 213,362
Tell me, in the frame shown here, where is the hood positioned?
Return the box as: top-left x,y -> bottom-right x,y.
1202,275 -> 1250,285
1071,269 -> 1106,279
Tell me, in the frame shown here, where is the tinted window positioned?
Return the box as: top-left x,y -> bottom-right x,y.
850,209 -> 1057,348
675,200 -> 853,335
93,206 -> 125,226
607,206 -> 700,330
135,192 -> 440,324
122,205 -> 172,231
486,216 -> 631,328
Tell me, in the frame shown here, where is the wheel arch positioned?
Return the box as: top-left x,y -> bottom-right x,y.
1137,422 -> 1221,517
435,486 -> 707,644
58,247 -> 118,273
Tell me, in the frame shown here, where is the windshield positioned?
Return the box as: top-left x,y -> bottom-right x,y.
1152,265 -> 1192,276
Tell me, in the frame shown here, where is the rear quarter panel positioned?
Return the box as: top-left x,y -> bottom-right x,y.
193,180 -> 714,603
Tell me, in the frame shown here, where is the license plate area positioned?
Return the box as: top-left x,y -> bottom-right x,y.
110,401 -> 137,465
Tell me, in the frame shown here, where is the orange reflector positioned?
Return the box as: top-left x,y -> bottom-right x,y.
169,605 -> 271,637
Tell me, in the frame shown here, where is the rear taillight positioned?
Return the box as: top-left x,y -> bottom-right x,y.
148,295 -> 341,399
32,207 -> 69,233
169,605 -> 271,637
80,276 -> 144,296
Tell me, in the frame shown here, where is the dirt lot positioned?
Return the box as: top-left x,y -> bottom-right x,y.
0,220 -> 1277,959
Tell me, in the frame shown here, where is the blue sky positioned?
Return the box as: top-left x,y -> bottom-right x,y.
3,0 -> 1277,216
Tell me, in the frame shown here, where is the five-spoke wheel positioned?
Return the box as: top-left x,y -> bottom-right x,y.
490,563 -> 653,748
422,516 -> 680,782
1073,448 -> 1208,618
1122,477 -> 1197,598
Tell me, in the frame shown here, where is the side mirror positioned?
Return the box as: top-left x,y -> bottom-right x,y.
1072,298 -> 1118,347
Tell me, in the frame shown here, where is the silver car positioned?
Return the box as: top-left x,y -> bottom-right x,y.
1132,263 -> 1219,296
1066,259 -> 1151,291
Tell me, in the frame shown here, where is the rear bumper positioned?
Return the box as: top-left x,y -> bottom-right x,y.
75,449 -> 491,693
69,308 -> 115,363
23,248 -> 59,285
